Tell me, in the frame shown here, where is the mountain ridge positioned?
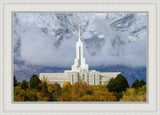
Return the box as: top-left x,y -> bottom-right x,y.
14,65 -> 146,86
13,13 -> 147,86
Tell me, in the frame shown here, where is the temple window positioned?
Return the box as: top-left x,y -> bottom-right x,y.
82,74 -> 85,81
72,74 -> 74,84
94,74 -> 96,85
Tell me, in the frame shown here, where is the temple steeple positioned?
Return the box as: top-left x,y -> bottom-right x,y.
78,24 -> 81,66
71,24 -> 88,71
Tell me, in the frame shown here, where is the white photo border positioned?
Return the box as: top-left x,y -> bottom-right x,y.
0,0 -> 159,115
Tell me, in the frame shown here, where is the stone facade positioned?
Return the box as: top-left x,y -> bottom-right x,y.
39,25 -> 120,87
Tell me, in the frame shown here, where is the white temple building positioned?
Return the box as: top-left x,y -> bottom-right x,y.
39,25 -> 120,87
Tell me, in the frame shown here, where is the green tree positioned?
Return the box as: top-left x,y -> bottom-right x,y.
14,75 -> 18,87
140,79 -> 146,87
107,74 -> 129,101
132,79 -> 146,89
106,78 -> 115,92
107,74 -> 129,93
115,92 -> 123,101
21,80 -> 28,90
132,79 -> 139,88
30,74 -> 41,89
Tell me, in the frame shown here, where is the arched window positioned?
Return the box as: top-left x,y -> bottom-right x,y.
82,74 -> 85,81
94,74 -> 96,85
72,74 -> 74,84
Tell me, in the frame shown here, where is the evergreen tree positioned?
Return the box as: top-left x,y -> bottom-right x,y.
107,74 -> 129,93
14,75 -> 18,87
106,78 -> 116,92
30,74 -> 41,89
107,74 -> 129,101
132,79 -> 140,88
140,79 -> 146,86
21,80 -> 28,90
132,79 -> 146,89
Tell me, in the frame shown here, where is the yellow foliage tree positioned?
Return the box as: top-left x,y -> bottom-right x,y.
120,85 -> 146,102
71,80 -> 88,101
77,85 -> 116,101
58,82 -> 72,101
14,86 -> 38,101
47,83 -> 62,101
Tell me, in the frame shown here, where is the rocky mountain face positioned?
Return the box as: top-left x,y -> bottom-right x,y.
13,13 -> 147,86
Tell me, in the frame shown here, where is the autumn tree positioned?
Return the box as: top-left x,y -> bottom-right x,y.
71,80 -> 88,101
120,85 -> 146,101
78,85 -> 116,101
14,86 -> 26,101
86,85 -> 94,95
23,89 -> 38,101
47,83 -> 62,101
14,86 -> 38,101
58,82 -> 72,101
42,81 -> 48,96
38,82 -> 43,90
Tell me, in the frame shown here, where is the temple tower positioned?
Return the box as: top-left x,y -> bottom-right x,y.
72,24 -> 88,72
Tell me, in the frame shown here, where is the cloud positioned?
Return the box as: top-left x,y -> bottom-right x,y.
14,13 -> 147,69
18,24 -> 77,67
83,39 -> 146,67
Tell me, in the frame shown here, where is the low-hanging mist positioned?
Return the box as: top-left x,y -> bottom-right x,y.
13,13 -> 147,85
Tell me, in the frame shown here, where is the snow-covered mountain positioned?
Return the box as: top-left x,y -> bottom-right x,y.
13,13 -> 147,85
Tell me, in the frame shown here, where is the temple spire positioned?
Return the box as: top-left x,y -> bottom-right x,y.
78,24 -> 81,42
71,24 -> 88,71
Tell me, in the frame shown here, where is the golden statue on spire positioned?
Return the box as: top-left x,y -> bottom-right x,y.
78,24 -> 80,30
78,24 -> 81,41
